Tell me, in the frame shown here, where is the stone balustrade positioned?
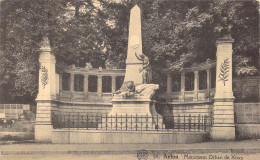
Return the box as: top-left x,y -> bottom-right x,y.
58,61 -> 216,104
159,61 -> 216,103
59,68 -> 125,103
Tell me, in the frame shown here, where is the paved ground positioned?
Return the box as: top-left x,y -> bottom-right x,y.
1,153 -> 260,160
1,140 -> 260,154
1,140 -> 260,160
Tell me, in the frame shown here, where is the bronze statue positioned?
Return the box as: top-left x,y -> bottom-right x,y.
135,52 -> 151,84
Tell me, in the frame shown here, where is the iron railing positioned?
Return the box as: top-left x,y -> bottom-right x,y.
52,112 -> 212,132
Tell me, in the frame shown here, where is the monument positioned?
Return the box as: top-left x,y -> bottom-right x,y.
107,5 -> 161,124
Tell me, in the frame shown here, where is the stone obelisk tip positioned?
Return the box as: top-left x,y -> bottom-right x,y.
132,4 -> 140,10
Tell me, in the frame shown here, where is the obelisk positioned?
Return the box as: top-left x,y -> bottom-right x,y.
124,5 -> 143,86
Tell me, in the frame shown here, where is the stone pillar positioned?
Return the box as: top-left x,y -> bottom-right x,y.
193,71 -> 199,101
180,72 -> 185,101
112,76 -> 116,93
210,34 -> 235,141
35,37 -> 56,143
70,73 -> 74,101
206,69 -> 211,100
98,75 -> 102,100
84,74 -> 89,102
167,73 -> 172,100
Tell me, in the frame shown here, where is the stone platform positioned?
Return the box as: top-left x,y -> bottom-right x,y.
52,129 -> 208,144
98,96 -> 164,130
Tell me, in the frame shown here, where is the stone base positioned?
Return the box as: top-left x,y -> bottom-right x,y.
109,98 -> 157,116
35,124 -> 53,143
52,129 -> 209,144
210,125 -> 235,141
235,124 -> 260,140
98,98 -> 165,130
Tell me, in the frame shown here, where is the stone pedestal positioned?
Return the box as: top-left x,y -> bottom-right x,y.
110,98 -> 156,116
210,99 -> 235,141
210,34 -> 235,141
210,125 -> 235,141
99,98 -> 164,130
35,37 -> 56,143
35,102 -> 53,143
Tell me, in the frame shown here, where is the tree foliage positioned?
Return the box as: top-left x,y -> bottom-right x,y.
0,0 -> 109,103
142,0 -> 259,75
0,0 -> 259,103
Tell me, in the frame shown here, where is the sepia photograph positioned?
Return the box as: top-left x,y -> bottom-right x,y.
0,0 -> 259,159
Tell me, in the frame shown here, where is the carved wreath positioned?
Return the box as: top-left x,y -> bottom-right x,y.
218,58 -> 229,86
40,65 -> 48,89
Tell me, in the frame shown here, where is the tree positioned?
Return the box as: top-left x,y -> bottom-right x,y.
0,0 -> 110,103
0,0 -> 67,103
0,0 -> 258,103
142,0 -> 258,77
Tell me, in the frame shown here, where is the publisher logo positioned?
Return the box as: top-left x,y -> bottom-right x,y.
137,149 -> 148,160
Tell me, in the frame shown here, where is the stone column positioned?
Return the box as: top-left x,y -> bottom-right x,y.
167,73 -> 172,100
210,34 -> 235,141
35,37 -> 56,143
55,74 -> 59,98
180,72 -> 185,101
206,69 -> 211,100
59,73 -> 62,98
84,74 -> 89,102
193,71 -> 199,101
98,75 -> 102,100
112,76 -> 116,93
70,73 -> 74,101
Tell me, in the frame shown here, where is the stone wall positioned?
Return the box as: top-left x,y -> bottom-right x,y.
234,103 -> 260,124
233,76 -> 260,102
161,103 -> 213,117
235,124 -> 260,140
234,103 -> 260,139
57,103 -> 112,115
